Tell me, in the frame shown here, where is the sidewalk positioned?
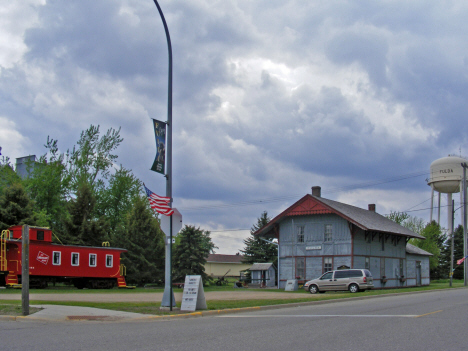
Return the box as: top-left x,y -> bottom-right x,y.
0,305 -> 153,322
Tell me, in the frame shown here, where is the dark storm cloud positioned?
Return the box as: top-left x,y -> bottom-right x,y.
2,0 -> 468,252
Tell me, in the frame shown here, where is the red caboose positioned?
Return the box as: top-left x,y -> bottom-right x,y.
0,226 -> 127,289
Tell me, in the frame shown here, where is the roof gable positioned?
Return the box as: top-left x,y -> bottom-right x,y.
206,254 -> 245,263
287,196 -> 334,216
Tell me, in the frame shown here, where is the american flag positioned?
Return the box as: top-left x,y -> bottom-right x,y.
457,256 -> 467,265
144,185 -> 174,216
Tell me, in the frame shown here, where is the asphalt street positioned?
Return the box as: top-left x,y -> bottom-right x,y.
1,288 -> 466,351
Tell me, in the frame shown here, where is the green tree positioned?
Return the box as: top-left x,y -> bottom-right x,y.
440,225 -> 464,280
402,216 -> 426,236
241,211 -> 278,281
386,211 -> 409,225
62,182 -> 108,246
67,125 -> 123,192
409,221 -> 444,274
0,183 -> 40,231
114,196 -> 165,286
95,166 -> 142,236
0,157 -> 22,197
23,137 -> 70,232
173,225 -> 216,284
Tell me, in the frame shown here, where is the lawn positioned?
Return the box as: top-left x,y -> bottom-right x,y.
0,279 -> 465,316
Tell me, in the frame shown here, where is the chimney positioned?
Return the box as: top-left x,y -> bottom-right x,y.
312,186 -> 321,197
368,204 -> 376,212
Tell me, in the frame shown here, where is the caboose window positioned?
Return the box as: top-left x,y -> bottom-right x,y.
71,253 -> 79,266
37,231 -> 44,240
106,255 -> 113,268
52,251 -> 61,265
89,254 -> 97,267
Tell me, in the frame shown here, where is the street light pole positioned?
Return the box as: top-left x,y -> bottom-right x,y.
152,0 -> 175,310
462,163 -> 467,286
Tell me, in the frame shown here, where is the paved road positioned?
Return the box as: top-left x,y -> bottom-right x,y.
1,288 -> 467,351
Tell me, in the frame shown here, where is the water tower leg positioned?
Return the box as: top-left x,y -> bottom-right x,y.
448,193 -> 453,237
430,187 -> 434,223
437,193 -> 441,225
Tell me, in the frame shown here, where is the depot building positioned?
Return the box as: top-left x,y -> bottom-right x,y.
254,186 -> 432,289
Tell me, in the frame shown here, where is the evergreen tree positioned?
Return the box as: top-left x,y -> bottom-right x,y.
0,183 -> 40,231
0,158 -> 22,197
62,182 -> 108,246
173,225 -> 216,284
114,196 -> 165,286
241,211 -> 278,280
440,225 -> 464,280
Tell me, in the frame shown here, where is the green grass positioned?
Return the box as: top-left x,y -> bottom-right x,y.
0,279 -> 465,316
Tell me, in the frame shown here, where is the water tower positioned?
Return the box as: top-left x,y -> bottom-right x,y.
428,155 -> 468,233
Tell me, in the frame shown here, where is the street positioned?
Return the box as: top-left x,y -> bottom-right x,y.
1,288 -> 467,351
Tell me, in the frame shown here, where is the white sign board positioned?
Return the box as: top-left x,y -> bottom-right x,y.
160,208 -> 183,237
306,246 -> 322,250
180,275 -> 207,312
285,279 -> 298,291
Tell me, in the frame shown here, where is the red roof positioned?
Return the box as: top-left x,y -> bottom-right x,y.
206,254 -> 245,263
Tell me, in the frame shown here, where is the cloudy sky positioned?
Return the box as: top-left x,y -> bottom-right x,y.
1,0 -> 468,253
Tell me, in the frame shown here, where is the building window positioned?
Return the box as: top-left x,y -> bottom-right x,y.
296,225 -> 305,243
324,224 -> 332,242
71,253 -> 79,266
365,257 -> 370,270
381,236 -> 385,251
106,255 -> 113,268
323,257 -> 333,273
52,251 -> 61,266
89,254 -> 97,267
37,231 -> 44,240
296,257 -> 305,279
399,259 -> 404,277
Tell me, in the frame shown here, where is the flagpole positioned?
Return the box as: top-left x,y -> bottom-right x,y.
153,0 -> 175,311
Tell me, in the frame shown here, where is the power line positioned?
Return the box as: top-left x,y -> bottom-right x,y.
180,170 -> 429,212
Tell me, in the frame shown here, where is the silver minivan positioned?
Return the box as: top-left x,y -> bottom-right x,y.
304,269 -> 374,294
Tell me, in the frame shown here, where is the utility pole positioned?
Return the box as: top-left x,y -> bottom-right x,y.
21,225 -> 29,316
450,200 -> 455,287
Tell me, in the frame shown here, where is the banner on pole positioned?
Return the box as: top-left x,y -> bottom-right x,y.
150,119 -> 166,174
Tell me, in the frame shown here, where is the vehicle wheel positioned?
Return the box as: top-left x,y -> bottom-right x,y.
348,283 -> 359,293
309,284 -> 319,294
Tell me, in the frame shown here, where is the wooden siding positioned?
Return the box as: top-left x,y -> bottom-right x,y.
277,213 -> 431,289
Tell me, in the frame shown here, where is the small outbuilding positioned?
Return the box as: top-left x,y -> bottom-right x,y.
249,263 -> 276,287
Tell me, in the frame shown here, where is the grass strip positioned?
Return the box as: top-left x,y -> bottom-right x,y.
0,279 -> 465,316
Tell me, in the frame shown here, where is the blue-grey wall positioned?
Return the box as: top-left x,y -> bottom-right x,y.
277,214 -> 431,289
